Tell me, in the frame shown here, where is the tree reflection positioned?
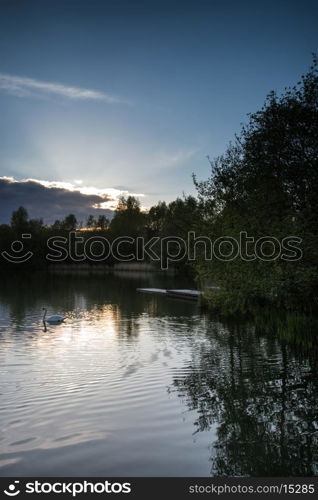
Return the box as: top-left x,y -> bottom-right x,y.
171,319 -> 318,476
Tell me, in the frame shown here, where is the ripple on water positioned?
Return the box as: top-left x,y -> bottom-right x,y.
0,284 -> 317,477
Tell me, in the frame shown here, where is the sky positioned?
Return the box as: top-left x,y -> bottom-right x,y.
0,0 -> 317,224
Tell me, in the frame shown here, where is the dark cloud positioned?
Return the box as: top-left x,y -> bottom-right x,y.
0,178 -> 114,224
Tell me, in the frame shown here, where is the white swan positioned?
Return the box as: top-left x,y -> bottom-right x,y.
42,308 -> 65,325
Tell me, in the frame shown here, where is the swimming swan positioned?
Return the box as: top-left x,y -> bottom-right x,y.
42,308 -> 65,324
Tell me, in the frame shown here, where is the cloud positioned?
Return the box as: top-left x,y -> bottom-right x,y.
20,178 -> 145,205
0,177 -> 145,225
0,73 -> 128,103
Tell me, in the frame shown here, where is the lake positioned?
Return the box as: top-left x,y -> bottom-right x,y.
0,271 -> 317,476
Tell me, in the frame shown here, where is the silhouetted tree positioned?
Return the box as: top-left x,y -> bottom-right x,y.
147,201 -> 168,235
51,219 -> 62,231
29,218 -> 44,234
62,214 -> 77,231
11,206 -> 29,233
110,196 -> 145,237
86,214 -> 96,229
97,214 -> 109,230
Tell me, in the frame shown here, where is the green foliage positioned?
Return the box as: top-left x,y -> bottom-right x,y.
194,57 -> 318,312
202,288 -> 253,316
147,201 -> 168,235
109,196 -> 146,237
96,215 -> 109,230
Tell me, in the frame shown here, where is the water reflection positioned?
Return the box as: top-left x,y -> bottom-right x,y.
171,318 -> 318,476
0,272 -> 317,476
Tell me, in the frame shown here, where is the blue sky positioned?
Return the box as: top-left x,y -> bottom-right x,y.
0,0 -> 317,222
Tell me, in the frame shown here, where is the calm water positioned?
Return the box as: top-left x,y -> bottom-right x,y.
0,272 -> 317,477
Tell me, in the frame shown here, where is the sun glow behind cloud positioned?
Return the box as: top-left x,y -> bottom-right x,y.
1,176 -> 145,211
0,71 -> 200,209
15,115 -> 200,207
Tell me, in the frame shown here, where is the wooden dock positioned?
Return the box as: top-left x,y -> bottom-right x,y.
136,288 -> 167,295
137,288 -> 202,300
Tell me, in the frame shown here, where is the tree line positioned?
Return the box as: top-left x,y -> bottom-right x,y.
0,194 -> 200,270
0,58 -> 317,312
